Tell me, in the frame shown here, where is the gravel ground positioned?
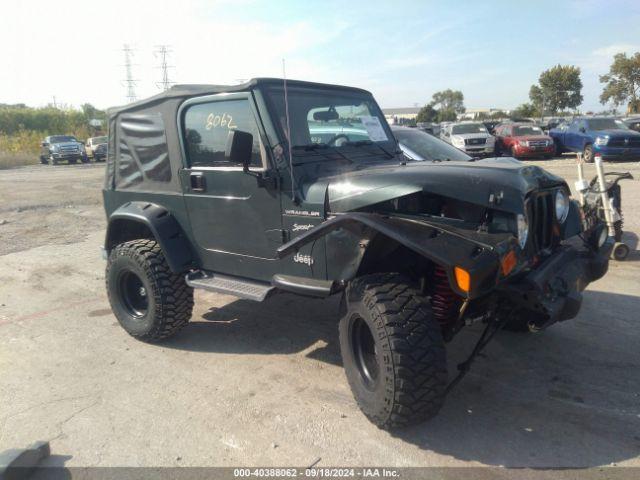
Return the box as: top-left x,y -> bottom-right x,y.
0,157 -> 639,469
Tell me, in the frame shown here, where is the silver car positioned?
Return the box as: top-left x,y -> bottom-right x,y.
440,122 -> 495,157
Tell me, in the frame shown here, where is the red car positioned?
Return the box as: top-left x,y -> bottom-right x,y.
495,123 -> 555,159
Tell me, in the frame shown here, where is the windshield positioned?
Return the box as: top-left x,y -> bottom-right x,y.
92,136 -> 107,144
265,86 -> 394,151
513,125 -> 543,136
586,118 -> 629,131
50,135 -> 78,143
451,123 -> 487,135
394,128 -> 471,162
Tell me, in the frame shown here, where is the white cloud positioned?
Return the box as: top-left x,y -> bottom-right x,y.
593,44 -> 640,56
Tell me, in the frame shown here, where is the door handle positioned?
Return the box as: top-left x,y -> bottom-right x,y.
190,173 -> 206,192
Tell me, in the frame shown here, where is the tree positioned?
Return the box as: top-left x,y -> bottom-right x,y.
529,65 -> 583,115
512,103 -> 538,118
431,89 -> 465,116
599,52 -> 640,113
436,109 -> 458,122
415,104 -> 438,123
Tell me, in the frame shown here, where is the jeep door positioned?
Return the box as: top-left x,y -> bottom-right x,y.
179,93 -> 283,281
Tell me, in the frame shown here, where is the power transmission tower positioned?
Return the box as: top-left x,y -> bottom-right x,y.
153,45 -> 175,91
122,44 -> 138,103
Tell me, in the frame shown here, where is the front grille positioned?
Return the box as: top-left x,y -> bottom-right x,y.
529,192 -> 556,252
59,145 -> 79,153
528,140 -> 550,147
608,137 -> 640,147
465,137 -> 486,146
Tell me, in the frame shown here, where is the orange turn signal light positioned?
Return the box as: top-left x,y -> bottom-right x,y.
501,250 -> 517,277
454,266 -> 471,293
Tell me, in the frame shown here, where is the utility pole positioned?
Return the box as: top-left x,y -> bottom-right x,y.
52,96 -> 57,108
122,44 -> 138,103
153,45 -> 175,91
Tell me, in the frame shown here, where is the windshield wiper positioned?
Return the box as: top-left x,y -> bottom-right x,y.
344,140 -> 373,147
292,143 -> 329,151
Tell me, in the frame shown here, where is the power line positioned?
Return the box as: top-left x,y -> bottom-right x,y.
153,45 -> 175,91
122,44 -> 138,103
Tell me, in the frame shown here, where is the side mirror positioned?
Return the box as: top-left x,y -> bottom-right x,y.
41,142 -> 48,147
579,127 -> 586,133
225,130 -> 253,171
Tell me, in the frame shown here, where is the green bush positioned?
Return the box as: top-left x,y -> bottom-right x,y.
0,104 -> 105,167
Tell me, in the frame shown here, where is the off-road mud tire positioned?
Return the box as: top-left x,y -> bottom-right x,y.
339,273 -> 447,430
106,239 -> 193,342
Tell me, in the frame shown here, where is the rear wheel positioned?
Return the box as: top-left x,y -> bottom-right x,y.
106,239 -> 194,342
583,144 -> 594,163
339,273 -> 447,429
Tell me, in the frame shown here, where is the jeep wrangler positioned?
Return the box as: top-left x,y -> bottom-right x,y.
102,78 -> 612,429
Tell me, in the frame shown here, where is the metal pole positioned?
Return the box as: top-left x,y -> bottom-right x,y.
594,155 -> 615,236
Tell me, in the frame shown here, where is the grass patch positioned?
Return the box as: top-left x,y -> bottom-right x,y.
0,151 -> 39,169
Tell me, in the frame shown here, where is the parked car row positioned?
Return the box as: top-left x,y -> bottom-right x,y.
413,115 -> 640,162
39,135 -> 107,165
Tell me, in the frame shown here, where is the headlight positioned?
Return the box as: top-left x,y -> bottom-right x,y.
594,136 -> 609,146
555,190 -> 569,223
517,214 -> 528,249
49,144 -> 59,151
546,139 -> 554,146
452,136 -> 465,147
518,140 -> 528,147
486,136 -> 495,144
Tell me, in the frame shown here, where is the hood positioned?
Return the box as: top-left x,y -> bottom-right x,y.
451,132 -> 493,140
51,142 -> 81,149
304,157 -> 565,215
591,128 -> 640,138
513,135 -> 552,141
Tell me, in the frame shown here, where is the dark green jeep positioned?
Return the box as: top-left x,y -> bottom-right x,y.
102,78 -> 612,429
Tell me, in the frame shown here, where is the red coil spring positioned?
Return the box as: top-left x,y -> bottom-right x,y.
431,265 -> 461,326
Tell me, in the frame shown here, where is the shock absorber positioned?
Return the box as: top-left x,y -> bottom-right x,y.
431,265 -> 462,326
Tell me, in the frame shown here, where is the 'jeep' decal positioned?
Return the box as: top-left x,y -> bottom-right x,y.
293,253 -> 314,266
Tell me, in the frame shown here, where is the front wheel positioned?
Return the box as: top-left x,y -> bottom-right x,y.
106,239 -> 194,342
583,144 -> 594,163
339,273 -> 447,429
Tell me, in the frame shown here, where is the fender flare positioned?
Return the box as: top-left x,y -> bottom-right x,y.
105,201 -> 194,273
277,212 -> 502,298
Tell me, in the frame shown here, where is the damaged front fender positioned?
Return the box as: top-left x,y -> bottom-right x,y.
277,212 -> 509,298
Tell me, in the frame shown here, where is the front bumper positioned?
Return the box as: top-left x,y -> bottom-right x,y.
498,238 -> 613,328
51,152 -> 83,159
594,145 -> 640,161
462,145 -> 495,156
513,145 -> 554,157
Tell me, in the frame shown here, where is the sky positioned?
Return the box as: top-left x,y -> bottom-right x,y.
1,0 -> 639,112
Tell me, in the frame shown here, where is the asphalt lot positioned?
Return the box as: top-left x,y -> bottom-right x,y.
1,156 -> 639,469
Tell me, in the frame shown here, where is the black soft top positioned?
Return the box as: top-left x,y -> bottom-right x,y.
107,78 -> 372,116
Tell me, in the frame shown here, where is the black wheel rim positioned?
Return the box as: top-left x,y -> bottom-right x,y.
118,270 -> 148,318
351,316 -> 379,389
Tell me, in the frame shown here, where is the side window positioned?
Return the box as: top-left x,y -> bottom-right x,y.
183,99 -> 262,167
